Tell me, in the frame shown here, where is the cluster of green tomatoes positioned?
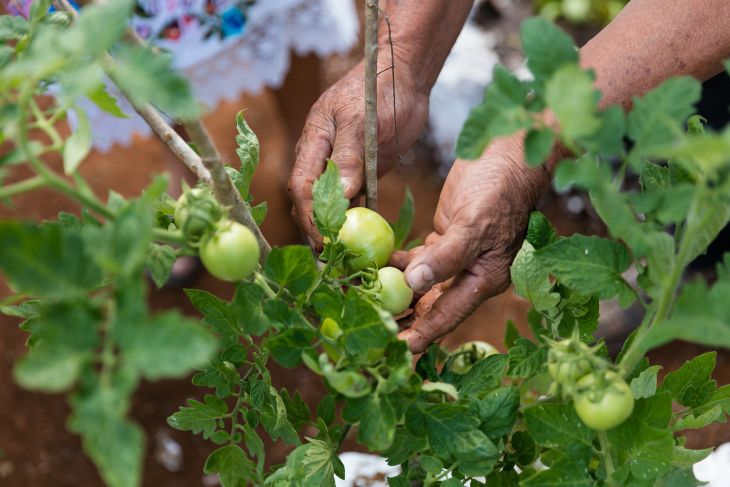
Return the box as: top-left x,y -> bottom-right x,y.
173,187 -> 414,341
547,337 -> 635,431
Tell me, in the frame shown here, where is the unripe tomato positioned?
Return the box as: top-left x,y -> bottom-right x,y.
338,207 -> 395,271
561,0 -> 591,22
547,341 -> 591,385
174,187 -> 222,238
375,267 -> 413,315
450,340 -> 498,374
320,317 -> 343,361
200,220 -> 259,282
573,371 -> 634,430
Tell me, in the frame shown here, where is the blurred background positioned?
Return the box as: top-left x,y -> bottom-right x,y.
2,0 -> 730,485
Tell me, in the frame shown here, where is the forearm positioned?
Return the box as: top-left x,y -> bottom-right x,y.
580,0 -> 730,109
380,0 -> 473,94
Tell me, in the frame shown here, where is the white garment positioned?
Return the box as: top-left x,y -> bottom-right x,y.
75,0 -> 358,151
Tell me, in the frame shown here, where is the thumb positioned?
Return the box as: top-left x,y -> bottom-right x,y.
330,130 -> 364,200
404,227 -> 481,294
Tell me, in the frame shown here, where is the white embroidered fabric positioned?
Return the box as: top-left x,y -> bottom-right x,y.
72,0 -> 358,152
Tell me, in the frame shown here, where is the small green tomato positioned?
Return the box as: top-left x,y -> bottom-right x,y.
338,207 -> 395,270
200,220 -> 259,282
375,267 -> 413,316
573,371 -> 635,430
450,340 -> 499,374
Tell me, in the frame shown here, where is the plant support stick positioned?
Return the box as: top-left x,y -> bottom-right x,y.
364,0 -> 379,211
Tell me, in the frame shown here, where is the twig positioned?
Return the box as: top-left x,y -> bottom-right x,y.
379,9 -> 401,162
184,121 -> 271,259
135,104 -> 212,184
55,0 -> 271,260
364,0 -> 379,211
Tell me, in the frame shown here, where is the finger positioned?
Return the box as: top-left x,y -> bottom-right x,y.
289,113 -> 335,244
404,226 -> 481,294
388,245 -> 424,270
330,128 -> 365,201
398,252 -> 512,353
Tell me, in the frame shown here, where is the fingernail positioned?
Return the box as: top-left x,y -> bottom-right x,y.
407,264 -> 434,293
340,177 -> 351,193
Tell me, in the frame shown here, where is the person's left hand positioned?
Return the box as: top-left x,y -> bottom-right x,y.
391,134 -> 551,353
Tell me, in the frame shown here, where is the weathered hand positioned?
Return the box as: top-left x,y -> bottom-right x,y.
394,135 -> 551,353
288,60 -> 429,245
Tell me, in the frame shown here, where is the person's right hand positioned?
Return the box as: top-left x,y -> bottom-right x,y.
288,60 -> 429,245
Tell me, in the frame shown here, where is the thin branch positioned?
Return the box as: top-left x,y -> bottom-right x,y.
379,9 -> 401,162
184,121 -> 271,259
364,0 -> 379,211
55,0 -> 272,260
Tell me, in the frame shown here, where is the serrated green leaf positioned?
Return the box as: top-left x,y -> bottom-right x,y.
231,281 -> 270,336
627,77 -> 702,158
263,246 -> 317,296
507,338 -> 545,378
167,395 -> 228,438
204,444 -> 256,487
343,392 -> 397,450
116,309 -> 216,380
660,352 -> 716,407
546,64 -> 600,139
524,402 -> 594,448
524,127 -> 555,166
0,221 -> 102,299
455,67 -> 531,159
265,327 -> 317,368
536,234 -> 635,306
520,17 -> 578,82
185,288 -> 241,337
476,386 -> 520,440
631,365 -> 661,399
341,289 -> 393,355
312,161 -> 348,239
145,243 -> 176,288
521,458 -> 593,487
234,111 -> 260,200
110,44 -> 199,120
87,84 -> 128,118
0,15 -> 29,41
511,240 -> 560,313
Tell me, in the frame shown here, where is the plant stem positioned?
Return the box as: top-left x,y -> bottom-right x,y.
598,430 -> 616,486
254,272 -> 276,299
184,120 -> 271,260
364,0 -> 379,211
152,228 -> 187,245
336,423 -> 352,452
0,175 -> 46,200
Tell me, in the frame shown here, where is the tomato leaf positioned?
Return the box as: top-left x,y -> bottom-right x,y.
204,444 -> 256,487
390,186 -> 414,250
545,64 -> 600,140
263,246 -> 317,296
524,402 -> 594,447
520,17 -> 578,82
535,234 -> 636,307
511,240 -> 560,313
312,161 -> 348,239
87,83 -> 128,118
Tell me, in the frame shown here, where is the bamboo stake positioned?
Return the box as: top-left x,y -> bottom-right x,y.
364,0 -> 379,211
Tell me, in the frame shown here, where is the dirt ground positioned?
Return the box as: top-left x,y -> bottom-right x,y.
3,14 -> 730,487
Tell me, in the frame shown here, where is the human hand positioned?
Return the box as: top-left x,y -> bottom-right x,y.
288,60 -> 429,245
393,135 -> 552,353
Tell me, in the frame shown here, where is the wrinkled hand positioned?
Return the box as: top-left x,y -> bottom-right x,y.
392,135 -> 551,353
288,60 -> 429,245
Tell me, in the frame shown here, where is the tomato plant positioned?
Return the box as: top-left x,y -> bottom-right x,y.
3,4 -> 730,487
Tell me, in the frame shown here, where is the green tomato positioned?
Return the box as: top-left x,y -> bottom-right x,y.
174,187 -> 222,238
547,342 -> 591,385
450,340 -> 499,374
375,267 -> 413,315
320,317 -> 343,362
200,220 -> 259,282
561,0 -> 591,22
573,371 -> 634,430
338,207 -> 395,271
